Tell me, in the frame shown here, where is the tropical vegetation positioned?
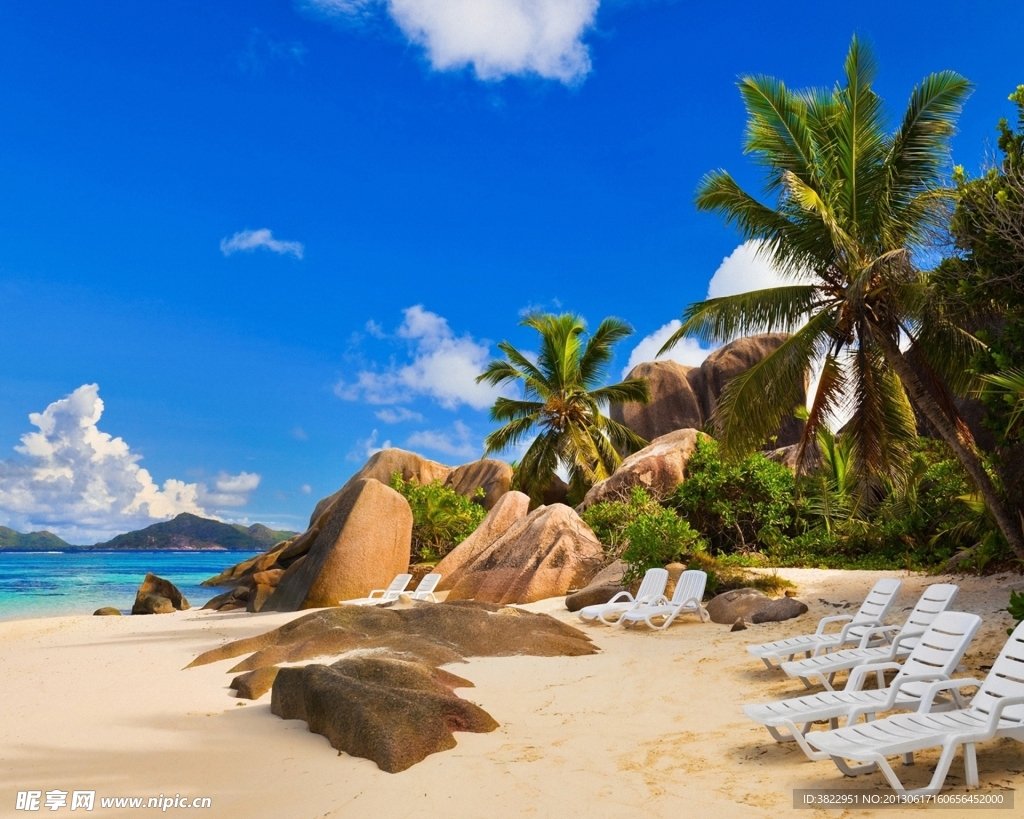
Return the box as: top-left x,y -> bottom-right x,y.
476,311 -> 650,505
389,473 -> 487,562
658,36 -> 1024,559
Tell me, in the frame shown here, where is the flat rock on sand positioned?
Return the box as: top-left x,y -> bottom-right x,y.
188,600 -> 597,674
705,588 -> 807,625
271,657 -> 498,773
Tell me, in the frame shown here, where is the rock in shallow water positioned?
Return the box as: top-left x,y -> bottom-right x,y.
93,607 -> 122,616
131,573 -> 190,615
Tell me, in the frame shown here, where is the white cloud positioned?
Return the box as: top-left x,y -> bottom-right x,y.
220,228 -> 304,259
336,305 -> 502,410
349,429 -> 392,462
300,484 -> 313,494
375,407 -> 424,424
406,420 -> 478,460
308,0 -> 598,84
623,241 -> 812,374
199,471 -> 261,507
0,385 -> 260,543
706,239 -> 811,299
622,320 -> 714,377
291,426 -> 309,441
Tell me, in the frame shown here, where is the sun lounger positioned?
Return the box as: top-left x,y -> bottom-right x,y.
410,572 -> 441,602
617,569 -> 708,629
804,620 -> 1024,795
743,610 -> 981,761
747,578 -> 902,668
339,573 -> 412,606
781,584 -> 960,689
577,568 -> 668,625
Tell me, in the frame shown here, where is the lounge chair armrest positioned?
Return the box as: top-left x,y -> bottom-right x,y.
837,618 -> 882,642
983,695 -> 1024,734
847,662 -> 902,691
917,678 -> 984,713
881,629 -> 925,657
843,671 -> 946,724
814,614 -> 853,635
366,589 -> 385,599
855,624 -> 902,648
606,591 -> 635,605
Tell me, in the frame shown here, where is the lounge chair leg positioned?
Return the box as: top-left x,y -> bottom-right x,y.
923,742 -> 961,794
832,755 -> 880,778
830,717 -> 839,730
762,658 -> 775,670
964,743 -> 979,788
876,669 -> 885,688
901,752 -> 914,766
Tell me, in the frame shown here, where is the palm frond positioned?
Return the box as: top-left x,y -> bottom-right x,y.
578,317 -> 634,387
712,311 -> 836,458
659,285 -> 822,351
588,379 -> 650,408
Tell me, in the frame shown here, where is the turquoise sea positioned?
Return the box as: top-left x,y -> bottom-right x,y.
0,551 -> 257,621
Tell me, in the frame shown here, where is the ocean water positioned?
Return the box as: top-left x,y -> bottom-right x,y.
0,550 -> 258,621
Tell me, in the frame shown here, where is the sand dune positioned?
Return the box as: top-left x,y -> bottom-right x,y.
1,569 -> 1022,818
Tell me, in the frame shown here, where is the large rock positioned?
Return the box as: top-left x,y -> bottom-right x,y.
706,587 -> 807,625
612,333 -> 807,449
309,448 -> 451,527
564,560 -> 628,612
580,429 -> 709,508
188,600 -> 597,672
271,657 -> 498,773
434,491 -> 531,591
131,573 -> 190,615
262,479 -> 413,612
444,459 -> 513,510
610,360 -> 704,444
444,504 -> 604,605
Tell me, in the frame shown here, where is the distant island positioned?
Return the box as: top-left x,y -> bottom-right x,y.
0,513 -> 297,552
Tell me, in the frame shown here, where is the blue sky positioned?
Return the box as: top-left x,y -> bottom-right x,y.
0,0 -> 1021,542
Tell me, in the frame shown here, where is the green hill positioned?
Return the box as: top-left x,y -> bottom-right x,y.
0,526 -> 72,551
91,514 -> 297,551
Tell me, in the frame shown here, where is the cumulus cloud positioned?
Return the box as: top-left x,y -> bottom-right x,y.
623,241 -> 809,374
706,240 -> 812,299
308,0 -> 598,83
199,472 -> 261,508
220,228 -> 304,259
0,385 -> 260,543
406,420 -> 478,460
622,320 -> 714,377
300,484 -> 313,494
375,407 -> 424,424
337,305 -> 502,410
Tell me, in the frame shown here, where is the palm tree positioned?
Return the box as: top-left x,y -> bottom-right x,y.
477,312 -> 650,505
659,37 -> 1024,558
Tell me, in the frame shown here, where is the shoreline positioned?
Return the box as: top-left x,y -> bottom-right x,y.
1,568 -> 1022,818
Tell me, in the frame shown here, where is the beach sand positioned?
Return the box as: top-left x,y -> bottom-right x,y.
1,569 -> 1023,818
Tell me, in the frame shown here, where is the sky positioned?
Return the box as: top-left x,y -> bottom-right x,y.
0,0 -> 1021,542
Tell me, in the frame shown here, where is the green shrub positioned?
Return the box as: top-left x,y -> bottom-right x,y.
389,473 -> 486,562
670,438 -> 797,554
1008,590 -> 1024,635
581,485 -> 666,554
619,507 -> 705,582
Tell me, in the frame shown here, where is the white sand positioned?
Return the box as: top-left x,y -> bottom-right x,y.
1,569 -> 1023,818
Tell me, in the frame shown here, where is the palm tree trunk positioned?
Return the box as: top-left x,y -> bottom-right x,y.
874,332 -> 1024,560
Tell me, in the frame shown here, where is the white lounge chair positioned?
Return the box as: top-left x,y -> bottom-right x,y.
339,573 -> 412,606
577,568 -> 668,625
617,569 -> 709,629
410,572 -> 442,602
805,620 -> 1024,795
747,578 -> 903,668
781,583 -> 960,690
743,610 -> 982,762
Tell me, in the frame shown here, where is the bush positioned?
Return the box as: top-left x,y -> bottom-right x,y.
670,438 -> 797,554
389,473 -> 486,562
1008,590 -> 1024,635
619,508 -> 705,582
581,486 -> 706,582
